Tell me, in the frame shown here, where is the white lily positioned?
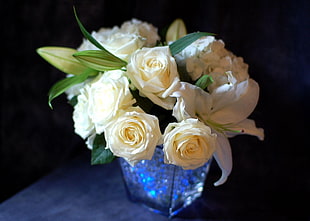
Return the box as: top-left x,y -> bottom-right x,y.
171,79 -> 264,186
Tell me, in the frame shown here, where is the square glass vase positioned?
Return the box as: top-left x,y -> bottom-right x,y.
119,146 -> 211,218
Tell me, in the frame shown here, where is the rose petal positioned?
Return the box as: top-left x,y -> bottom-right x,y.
85,133 -> 96,150
104,107 -> 161,164
127,46 -> 180,110
213,133 -> 233,186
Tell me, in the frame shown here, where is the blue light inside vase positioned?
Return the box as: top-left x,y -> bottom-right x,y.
119,147 -> 211,218
149,190 -> 156,198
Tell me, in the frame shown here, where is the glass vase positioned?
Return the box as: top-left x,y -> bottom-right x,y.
118,146 -> 211,218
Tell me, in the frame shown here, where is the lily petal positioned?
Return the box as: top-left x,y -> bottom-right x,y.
213,133 -> 233,186
212,79 -> 248,111
227,118 -> 265,141
172,97 -> 191,121
211,79 -> 260,124
171,82 -> 213,121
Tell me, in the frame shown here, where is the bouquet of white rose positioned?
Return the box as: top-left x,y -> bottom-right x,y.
37,8 -> 264,186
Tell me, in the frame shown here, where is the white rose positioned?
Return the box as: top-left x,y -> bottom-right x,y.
78,27 -> 117,51
163,118 -> 217,170
120,19 -> 160,47
126,46 -> 180,110
78,26 -> 144,61
105,107 -> 162,166
87,70 -> 136,134
65,75 -> 93,100
65,81 -> 84,100
73,84 -> 95,139
85,133 -> 96,150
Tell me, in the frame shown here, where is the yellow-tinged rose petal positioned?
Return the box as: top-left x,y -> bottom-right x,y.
163,118 -> 216,170
127,46 -> 180,109
104,107 -> 161,166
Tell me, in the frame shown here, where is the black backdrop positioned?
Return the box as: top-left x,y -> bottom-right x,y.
1,0 -> 309,219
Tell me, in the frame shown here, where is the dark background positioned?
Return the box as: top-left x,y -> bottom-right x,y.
1,0 -> 309,219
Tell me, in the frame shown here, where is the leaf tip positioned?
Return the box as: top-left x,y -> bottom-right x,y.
48,101 -> 54,110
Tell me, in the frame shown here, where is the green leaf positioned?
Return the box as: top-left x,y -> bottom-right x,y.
48,69 -> 94,108
195,74 -> 214,90
169,32 -> 215,56
166,18 -> 187,42
73,6 -> 105,51
91,134 -> 115,165
73,50 -> 127,71
36,46 -> 90,75
68,95 -> 78,107
73,6 -> 126,65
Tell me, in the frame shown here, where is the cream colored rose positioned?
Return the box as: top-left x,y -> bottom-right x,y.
163,118 -> 217,170
87,70 -> 136,134
104,107 -> 162,166
120,19 -> 160,47
73,84 -> 95,139
65,75 -> 93,100
126,46 -> 180,110
85,133 -> 96,150
78,26 -> 144,61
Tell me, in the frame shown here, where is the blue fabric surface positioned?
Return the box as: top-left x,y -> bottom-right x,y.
1,150 -> 302,220
0,153 -> 208,221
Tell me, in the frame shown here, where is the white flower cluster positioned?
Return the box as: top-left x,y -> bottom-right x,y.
175,36 -> 249,92
66,19 -> 264,186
